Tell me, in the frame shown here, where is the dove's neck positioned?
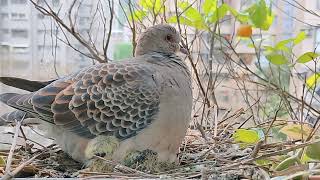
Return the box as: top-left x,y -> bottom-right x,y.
143,51 -> 190,78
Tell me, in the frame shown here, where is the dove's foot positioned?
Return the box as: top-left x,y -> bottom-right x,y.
85,136 -> 119,160
84,136 -> 120,172
123,149 -> 176,173
85,153 -> 115,172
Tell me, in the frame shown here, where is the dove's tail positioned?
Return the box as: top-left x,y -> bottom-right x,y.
0,93 -> 33,110
0,110 -> 35,125
0,93 -> 37,124
0,77 -> 55,92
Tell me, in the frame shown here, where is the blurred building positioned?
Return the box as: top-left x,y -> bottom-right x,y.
1,0 -> 320,121
0,0 -> 132,115
0,0 -> 131,79
192,0 -> 320,116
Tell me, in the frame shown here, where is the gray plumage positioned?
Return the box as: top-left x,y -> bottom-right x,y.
0,24 -> 192,163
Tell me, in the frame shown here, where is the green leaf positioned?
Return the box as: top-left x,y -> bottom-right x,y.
233,129 -> 261,144
139,0 -> 164,14
168,16 -> 208,30
129,10 -> 147,21
274,155 -> 299,171
202,0 -> 217,16
255,159 -> 272,166
227,5 -> 249,23
293,31 -> 306,45
297,52 -> 320,63
247,43 -> 255,48
275,38 -> 294,52
178,2 -> 203,22
260,13 -> 274,30
306,73 -> 320,89
140,0 -> 153,9
301,152 -> 313,163
280,124 -> 312,140
271,127 -> 288,141
168,16 -> 192,26
210,3 -> 228,23
263,45 -> 276,53
0,156 -> 4,166
245,0 -> 274,30
305,141 -> 320,160
176,1 -> 207,29
265,53 -> 288,65
248,0 -> 267,28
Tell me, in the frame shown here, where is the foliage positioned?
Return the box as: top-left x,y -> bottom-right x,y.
297,52 -> 320,63
233,128 -> 263,145
126,0 -> 320,178
245,0 -> 274,30
305,140 -> 320,160
129,0 -> 165,21
262,32 -> 306,66
279,124 -> 312,140
306,73 -> 320,89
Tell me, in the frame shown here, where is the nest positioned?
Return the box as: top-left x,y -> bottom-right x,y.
0,119 -> 317,179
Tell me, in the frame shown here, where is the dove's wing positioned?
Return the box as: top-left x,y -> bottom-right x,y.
0,77 -> 55,92
0,59 -> 160,139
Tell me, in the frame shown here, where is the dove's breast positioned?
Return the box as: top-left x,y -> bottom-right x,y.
112,57 -> 192,162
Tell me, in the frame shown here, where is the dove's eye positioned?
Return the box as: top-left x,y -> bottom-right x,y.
166,34 -> 174,42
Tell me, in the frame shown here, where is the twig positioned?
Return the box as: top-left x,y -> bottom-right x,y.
250,140 -> 264,158
4,120 -> 22,174
2,153 -> 44,180
196,123 -> 208,141
91,155 -> 157,178
214,138 -> 320,172
264,100 -> 282,143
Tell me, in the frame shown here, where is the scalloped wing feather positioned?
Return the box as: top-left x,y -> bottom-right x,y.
28,60 -> 161,139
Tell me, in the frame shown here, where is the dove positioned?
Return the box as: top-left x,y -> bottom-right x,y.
0,24 -> 192,164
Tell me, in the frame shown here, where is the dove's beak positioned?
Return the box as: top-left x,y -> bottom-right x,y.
179,44 -> 188,55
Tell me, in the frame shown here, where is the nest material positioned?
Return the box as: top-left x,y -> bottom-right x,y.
0,127 -> 272,179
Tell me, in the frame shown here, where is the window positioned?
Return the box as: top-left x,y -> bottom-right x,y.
13,47 -> 28,53
11,13 -> 18,18
37,45 -> 60,51
11,13 -> 26,20
78,17 -> 90,25
52,0 -> 60,7
79,4 -> 93,13
37,0 -> 60,7
11,29 -> 28,38
11,0 -> 26,4
37,14 -> 44,19
0,29 -> 9,34
317,0 -> 320,10
0,29 -> 9,41
0,45 -> 10,52
0,13 -> 9,19
37,28 -> 59,35
315,28 -> 320,52
0,0 -> 8,5
19,13 -> 26,18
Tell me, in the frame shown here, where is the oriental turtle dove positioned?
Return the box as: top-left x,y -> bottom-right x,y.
0,24 -> 192,163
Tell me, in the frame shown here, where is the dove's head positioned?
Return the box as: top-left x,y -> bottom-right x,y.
135,24 -> 187,56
